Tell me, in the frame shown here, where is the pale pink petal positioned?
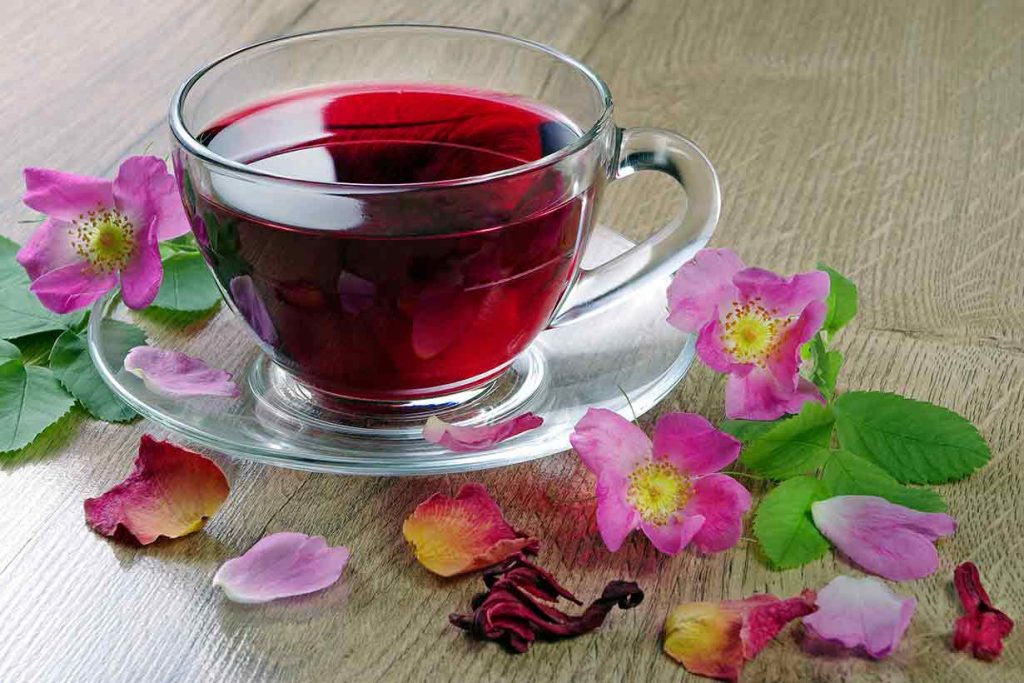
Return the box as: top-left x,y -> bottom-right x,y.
686,474 -> 753,554
113,156 -> 190,240
229,275 -> 278,345
652,412 -> 741,475
124,346 -> 240,398
213,532 -> 350,604
667,248 -> 744,332
811,495 -> 957,581
766,300 -> 827,387
28,261 -> 117,313
84,434 -> 229,545
569,408 -> 652,479
640,513 -> 705,555
724,367 -> 822,421
402,483 -> 538,576
16,217 -> 85,281
595,475 -> 641,552
337,271 -> 376,314
423,413 -> 543,453
23,167 -> 113,220
119,218 -> 162,310
733,267 -> 830,317
803,575 -> 916,659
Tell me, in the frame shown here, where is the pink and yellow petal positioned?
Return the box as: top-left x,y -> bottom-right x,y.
569,408 -> 652,479
686,474 -> 753,554
83,434 -> 229,545
213,532 -> 350,604
402,483 -> 538,577
696,319 -> 748,374
652,412 -> 741,476
23,167 -> 114,220
663,601 -> 747,681
667,248 -> 745,333
423,413 -> 543,453
766,299 -> 828,386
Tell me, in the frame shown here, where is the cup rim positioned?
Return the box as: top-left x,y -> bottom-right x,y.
169,24 -> 614,192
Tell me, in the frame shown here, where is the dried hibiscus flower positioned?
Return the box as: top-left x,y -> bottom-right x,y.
449,555 -> 643,653
953,561 -> 1014,661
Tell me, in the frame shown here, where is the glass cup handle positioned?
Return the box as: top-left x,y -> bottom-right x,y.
549,127 -> 721,327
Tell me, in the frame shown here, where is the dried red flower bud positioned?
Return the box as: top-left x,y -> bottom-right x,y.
953,561 -> 1014,661
449,555 -> 644,653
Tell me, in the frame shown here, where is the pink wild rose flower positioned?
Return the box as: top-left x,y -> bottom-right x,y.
17,156 -> 189,312
569,408 -> 751,555
667,248 -> 830,420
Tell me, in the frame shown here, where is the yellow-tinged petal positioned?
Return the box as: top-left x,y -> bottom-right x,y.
402,483 -> 538,577
664,601 -> 747,682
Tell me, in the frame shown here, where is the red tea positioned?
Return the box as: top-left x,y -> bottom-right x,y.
190,85 -> 592,399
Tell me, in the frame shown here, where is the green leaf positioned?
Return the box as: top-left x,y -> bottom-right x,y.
150,253 -> 221,312
49,320 -> 146,422
833,391 -> 990,484
754,476 -> 830,569
822,449 -> 946,512
0,236 -> 85,339
0,340 -> 21,362
0,359 -> 75,453
818,264 -> 858,336
806,334 -> 844,400
719,418 -> 785,443
740,402 -> 835,479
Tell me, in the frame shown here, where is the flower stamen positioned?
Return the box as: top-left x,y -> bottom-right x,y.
69,205 -> 135,273
720,297 -> 791,367
627,462 -> 691,526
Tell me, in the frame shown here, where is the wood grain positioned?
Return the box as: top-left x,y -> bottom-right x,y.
2,0 -> 1022,681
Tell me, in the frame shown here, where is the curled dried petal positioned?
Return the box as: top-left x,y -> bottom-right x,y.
423,413 -> 543,452
450,555 -> 643,653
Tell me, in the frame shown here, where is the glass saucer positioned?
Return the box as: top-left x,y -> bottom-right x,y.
88,228 -> 695,475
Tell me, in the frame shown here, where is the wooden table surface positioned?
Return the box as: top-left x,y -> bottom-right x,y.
2,1 -> 1023,681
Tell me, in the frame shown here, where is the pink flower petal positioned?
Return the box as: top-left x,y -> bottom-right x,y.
124,346 -> 240,398
811,495 -> 957,581
402,483 -> 539,576
696,318 -> 747,374
686,473 -> 753,554
724,367 -> 824,421
652,412 -> 741,476
667,248 -> 745,333
229,275 -> 278,345
23,167 -> 113,220
112,156 -> 190,240
337,271 -> 377,314
802,575 -> 916,659
640,513 -> 705,555
594,475 -> 641,552
423,413 -> 543,453
732,267 -> 831,317
569,408 -> 652,479
28,261 -> 117,314
15,217 -> 83,281
84,434 -> 229,545
766,300 -> 827,387
213,532 -> 350,604
118,218 -> 163,310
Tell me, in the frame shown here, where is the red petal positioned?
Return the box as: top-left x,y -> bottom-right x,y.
953,562 -> 1014,660
84,435 -> 229,545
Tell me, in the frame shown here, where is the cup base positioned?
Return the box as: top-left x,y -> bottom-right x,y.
248,348 -> 547,440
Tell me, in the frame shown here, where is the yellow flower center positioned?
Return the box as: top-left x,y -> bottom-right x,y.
69,207 -> 135,273
627,462 -> 692,526
721,298 -> 790,367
